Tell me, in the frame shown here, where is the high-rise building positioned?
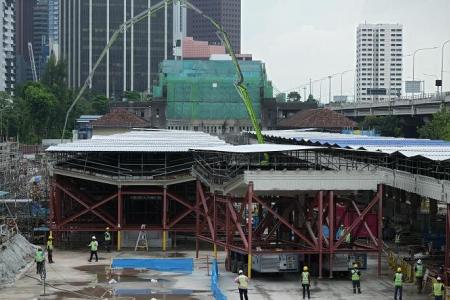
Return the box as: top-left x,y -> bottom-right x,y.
356,24 -> 403,102
33,0 -> 49,79
60,0 -> 175,98
15,0 -> 35,85
0,0 -> 16,94
187,0 -> 241,54
48,0 -> 58,44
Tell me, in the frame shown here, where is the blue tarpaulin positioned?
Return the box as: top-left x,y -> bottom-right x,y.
211,259 -> 227,300
111,258 -> 193,273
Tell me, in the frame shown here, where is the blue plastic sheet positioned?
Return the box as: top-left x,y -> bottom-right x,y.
111,258 -> 193,273
211,259 -> 227,300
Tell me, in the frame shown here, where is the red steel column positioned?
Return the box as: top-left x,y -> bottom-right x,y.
318,191 -> 323,279
163,186 -> 168,251
213,194 -> 217,258
117,186 -> 122,251
377,184 -> 383,277
247,182 -> 254,278
226,195 -> 231,271
328,191 -> 334,279
195,181 -> 200,259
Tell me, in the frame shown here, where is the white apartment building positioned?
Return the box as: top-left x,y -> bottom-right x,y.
0,0 -> 15,94
356,23 -> 403,102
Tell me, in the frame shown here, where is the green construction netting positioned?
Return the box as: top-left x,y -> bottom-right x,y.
153,60 -> 273,120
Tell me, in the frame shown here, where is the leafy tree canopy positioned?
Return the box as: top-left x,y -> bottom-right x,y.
359,115 -> 403,137
417,109 -> 450,140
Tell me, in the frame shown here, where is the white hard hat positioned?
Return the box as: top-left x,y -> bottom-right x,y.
238,270 -> 243,274
92,236 -> 96,239
437,276 -> 442,281
417,259 -> 422,264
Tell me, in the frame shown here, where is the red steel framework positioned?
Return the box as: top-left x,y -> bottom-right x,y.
195,181 -> 384,278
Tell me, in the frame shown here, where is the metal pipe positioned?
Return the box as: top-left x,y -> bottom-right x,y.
441,40 -> 450,94
328,191 -> 334,279
412,47 -> 438,81
318,191 -> 323,279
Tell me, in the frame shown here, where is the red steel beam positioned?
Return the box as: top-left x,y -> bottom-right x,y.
167,191 -> 195,211
58,193 -> 117,227
328,191 -> 334,278
118,187 -> 123,229
351,201 -> 379,247
168,208 -> 195,228
253,195 -> 315,248
377,185 -> 383,277
318,191 -> 323,279
197,181 -> 215,238
55,183 -> 116,227
334,191 -> 380,249
227,201 -> 249,249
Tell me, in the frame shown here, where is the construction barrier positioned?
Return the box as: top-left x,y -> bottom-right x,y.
111,258 -> 194,273
211,259 -> 227,300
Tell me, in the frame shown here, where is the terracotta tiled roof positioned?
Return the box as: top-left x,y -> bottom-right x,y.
277,108 -> 357,129
92,110 -> 150,128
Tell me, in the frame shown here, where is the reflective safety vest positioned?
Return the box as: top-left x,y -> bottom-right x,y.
345,231 -> 351,243
395,234 -> 400,244
302,272 -> 310,285
104,232 -> 111,241
238,275 -> 248,289
89,240 -> 98,251
351,269 -> 360,281
35,250 -> 44,262
433,282 -> 444,296
47,240 -> 53,250
415,264 -> 423,277
394,273 -> 403,286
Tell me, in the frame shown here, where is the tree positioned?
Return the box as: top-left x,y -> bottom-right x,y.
418,109 -> 450,140
306,94 -> 319,105
287,91 -> 301,102
359,116 -> 403,137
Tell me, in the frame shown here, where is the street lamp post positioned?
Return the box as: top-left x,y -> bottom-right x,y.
441,40 -> 450,94
412,47 -> 438,81
423,73 -> 440,95
339,69 -> 353,97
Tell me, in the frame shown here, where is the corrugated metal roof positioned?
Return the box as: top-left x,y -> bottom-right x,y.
260,130 -> 450,161
191,144 -> 322,153
47,130 -> 228,153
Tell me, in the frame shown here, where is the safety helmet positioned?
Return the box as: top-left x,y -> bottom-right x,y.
238,270 -> 243,275
417,259 -> 422,264
353,263 -> 358,268
340,224 -> 344,227
437,276 -> 442,281
48,236 -> 53,240
303,266 -> 308,271
397,267 -> 402,272
37,247 -> 42,251
92,236 -> 96,239
106,227 -> 110,230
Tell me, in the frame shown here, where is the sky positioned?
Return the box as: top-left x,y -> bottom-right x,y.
241,0 -> 450,102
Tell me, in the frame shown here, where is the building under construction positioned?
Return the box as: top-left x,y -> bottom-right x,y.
45,128 -> 450,282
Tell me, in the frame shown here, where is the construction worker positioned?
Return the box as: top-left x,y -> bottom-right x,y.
234,269 -> 249,300
47,236 -> 54,263
35,247 -> 44,275
345,227 -> 351,244
301,266 -> 311,299
394,267 -> 403,300
415,259 -> 424,293
395,233 -> 401,253
88,236 -> 98,262
351,263 -> 361,294
104,227 -> 111,252
433,277 -> 445,300
336,224 -> 345,240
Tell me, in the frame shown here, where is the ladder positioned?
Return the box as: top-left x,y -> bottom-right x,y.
134,224 -> 148,251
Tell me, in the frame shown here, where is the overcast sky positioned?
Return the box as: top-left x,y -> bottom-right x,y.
242,0 -> 450,101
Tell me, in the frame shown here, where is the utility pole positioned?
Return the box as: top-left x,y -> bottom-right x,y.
303,87 -> 307,102
309,78 -> 312,98
328,75 -> 332,103
441,40 -> 450,95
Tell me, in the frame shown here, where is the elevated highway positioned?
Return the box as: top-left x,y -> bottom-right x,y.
327,92 -> 450,118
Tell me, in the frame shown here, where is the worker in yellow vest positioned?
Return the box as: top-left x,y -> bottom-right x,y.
415,259 -> 424,293
35,247 -> 45,275
234,269 -> 249,300
351,263 -> 361,294
433,277 -> 445,300
301,266 -> 311,299
104,227 -> 111,252
47,236 -> 54,263
88,236 -> 98,262
394,267 -> 403,300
